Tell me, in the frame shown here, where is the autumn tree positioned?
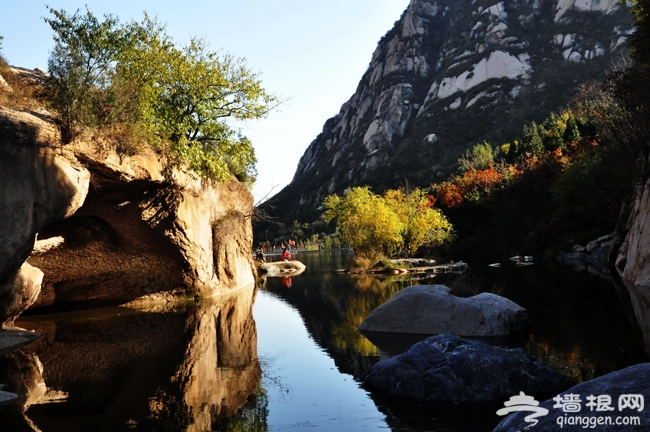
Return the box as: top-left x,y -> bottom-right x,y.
384,188 -> 454,257
322,187 -> 403,260
323,187 -> 454,260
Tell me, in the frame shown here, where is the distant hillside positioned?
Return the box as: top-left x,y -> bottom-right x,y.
260,0 -> 633,228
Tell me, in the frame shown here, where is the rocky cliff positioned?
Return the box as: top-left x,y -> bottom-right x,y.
0,103 -> 256,326
263,0 -> 633,223
612,179 -> 650,354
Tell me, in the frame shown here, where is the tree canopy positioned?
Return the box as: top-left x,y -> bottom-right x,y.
44,6 -> 278,184
322,186 -> 453,260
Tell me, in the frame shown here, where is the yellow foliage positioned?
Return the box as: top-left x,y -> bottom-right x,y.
323,186 -> 453,259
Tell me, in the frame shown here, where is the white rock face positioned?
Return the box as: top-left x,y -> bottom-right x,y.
555,0 -> 619,21
426,50 -> 531,102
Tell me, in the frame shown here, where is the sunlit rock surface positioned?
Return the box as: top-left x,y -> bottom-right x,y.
0,263 -> 43,328
0,104 -> 256,320
358,285 -> 529,337
0,107 -> 89,324
257,260 -> 306,277
12,285 -> 260,431
614,178 -> 650,354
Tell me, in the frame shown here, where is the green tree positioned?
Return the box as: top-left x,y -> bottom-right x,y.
541,113 -> 565,151
322,187 -> 403,260
563,114 -> 581,143
519,121 -> 545,156
458,141 -> 494,172
384,188 -> 454,257
44,6 -> 127,141
44,6 -> 278,184
116,35 -> 277,182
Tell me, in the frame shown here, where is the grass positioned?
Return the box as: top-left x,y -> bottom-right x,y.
0,58 -> 46,112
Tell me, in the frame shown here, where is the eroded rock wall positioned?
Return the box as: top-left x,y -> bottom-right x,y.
613,178 -> 650,352
0,107 -> 89,325
0,105 -> 256,320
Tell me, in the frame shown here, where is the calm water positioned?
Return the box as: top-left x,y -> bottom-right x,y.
7,250 -> 649,431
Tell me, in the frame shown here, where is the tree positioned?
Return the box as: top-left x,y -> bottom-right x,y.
322,187 -> 454,260
519,121 -> 544,156
44,6 -> 278,184
458,141 -> 495,172
322,187 -> 403,260
115,34 -> 277,182
44,6 -> 127,141
384,188 -> 454,257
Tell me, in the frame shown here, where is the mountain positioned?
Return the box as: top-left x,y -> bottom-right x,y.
260,0 -> 633,227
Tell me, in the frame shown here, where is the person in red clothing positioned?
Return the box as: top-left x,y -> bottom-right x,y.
281,246 -> 290,261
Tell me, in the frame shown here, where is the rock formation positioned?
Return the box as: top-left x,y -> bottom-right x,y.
0,107 -> 89,326
362,334 -> 573,402
257,260 -> 306,277
0,102 -> 256,325
612,178 -> 650,354
556,232 -> 613,277
358,285 -> 529,337
261,0 -> 634,226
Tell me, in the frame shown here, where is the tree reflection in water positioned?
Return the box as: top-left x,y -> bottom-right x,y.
5,284 -> 263,431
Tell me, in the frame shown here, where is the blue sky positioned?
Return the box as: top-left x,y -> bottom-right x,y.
0,0 -> 410,203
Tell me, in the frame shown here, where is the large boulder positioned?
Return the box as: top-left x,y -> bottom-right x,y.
494,362 -> 650,431
358,285 -> 528,337
257,260 -> 306,277
0,263 -> 43,328
362,334 -> 573,402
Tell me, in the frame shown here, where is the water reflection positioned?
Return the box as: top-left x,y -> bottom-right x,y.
278,252 -> 647,381
8,284 -> 261,431
3,251 -> 647,431
253,250 -> 647,431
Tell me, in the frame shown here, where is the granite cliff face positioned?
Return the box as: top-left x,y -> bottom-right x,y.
0,104 -> 256,325
612,179 -> 650,354
264,0 -> 633,222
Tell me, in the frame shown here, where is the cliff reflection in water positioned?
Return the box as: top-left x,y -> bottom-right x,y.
10,284 -> 261,431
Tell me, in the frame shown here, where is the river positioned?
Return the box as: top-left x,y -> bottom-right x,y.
8,249 -> 648,431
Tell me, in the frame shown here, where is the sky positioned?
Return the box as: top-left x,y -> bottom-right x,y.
0,0 -> 411,204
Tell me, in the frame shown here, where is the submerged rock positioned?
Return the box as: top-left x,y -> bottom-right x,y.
494,362 -> 650,431
358,285 -> 528,337
362,334 -> 573,402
